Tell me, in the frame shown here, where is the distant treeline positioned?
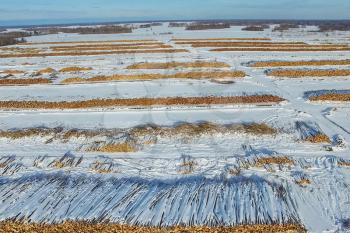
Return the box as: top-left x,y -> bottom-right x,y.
272,23 -> 300,32
186,23 -> 230,30
0,31 -> 30,46
317,22 -> 350,32
168,22 -> 188,27
170,20 -> 350,32
29,25 -> 132,35
139,22 -> 162,28
0,25 -> 133,46
242,25 -> 269,31
190,19 -> 349,27
1,19 -> 349,46
271,21 -> 350,32
139,24 -> 151,28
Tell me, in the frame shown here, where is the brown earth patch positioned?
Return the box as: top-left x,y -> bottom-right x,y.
305,134 -> 331,143
0,95 -> 285,109
255,156 -> 295,167
23,39 -> 157,45
295,178 -> 311,186
211,47 -> 350,52
52,45 -> 173,51
176,41 -> 307,46
59,67 -> 93,72
50,42 -> 166,48
0,221 -> 307,233
0,69 -> 24,74
36,67 -> 55,74
250,59 -> 350,67
309,94 -> 350,102
127,61 -> 230,69
0,128 -> 55,139
338,160 -> 350,167
130,122 -> 277,139
0,78 -> 51,85
0,49 -> 188,58
0,122 -> 277,141
172,38 -> 272,41
88,142 -> 136,153
62,71 -> 245,83
268,69 -> 350,78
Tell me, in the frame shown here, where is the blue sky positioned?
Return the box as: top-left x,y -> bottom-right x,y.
0,0 -> 349,26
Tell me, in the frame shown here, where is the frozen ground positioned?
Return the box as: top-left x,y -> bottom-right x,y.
0,23 -> 350,232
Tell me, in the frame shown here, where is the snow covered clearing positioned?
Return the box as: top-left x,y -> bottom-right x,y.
0,23 -> 350,232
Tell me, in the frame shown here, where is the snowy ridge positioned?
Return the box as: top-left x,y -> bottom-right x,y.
1,152 -> 350,231
0,172 -> 299,226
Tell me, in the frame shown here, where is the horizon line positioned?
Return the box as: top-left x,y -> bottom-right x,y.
1,18 -> 350,28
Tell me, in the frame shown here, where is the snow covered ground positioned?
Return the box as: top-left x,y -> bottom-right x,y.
0,23 -> 350,232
